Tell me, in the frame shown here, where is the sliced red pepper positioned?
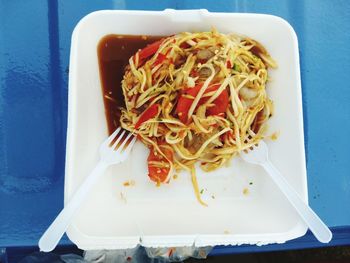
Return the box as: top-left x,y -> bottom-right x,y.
176,83 -> 229,123
148,143 -> 173,184
226,60 -> 232,68
139,39 -> 164,60
176,84 -> 202,123
220,130 -> 234,142
135,104 -> 159,129
153,53 -> 167,66
190,69 -> 199,77
153,45 -> 172,67
179,42 -> 191,49
176,97 -> 192,124
206,87 -> 229,116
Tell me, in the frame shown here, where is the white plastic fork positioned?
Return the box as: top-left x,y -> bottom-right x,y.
39,127 -> 136,252
240,140 -> 332,243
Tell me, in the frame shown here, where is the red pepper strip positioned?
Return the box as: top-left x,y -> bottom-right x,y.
206,87 -> 229,116
190,69 -> 199,77
226,60 -> 232,68
153,46 -> 172,67
220,130 -> 234,142
153,53 -> 167,66
176,83 -> 229,123
148,143 -> 173,184
176,84 -> 203,124
135,104 -> 160,129
136,39 -> 164,66
179,42 -> 191,49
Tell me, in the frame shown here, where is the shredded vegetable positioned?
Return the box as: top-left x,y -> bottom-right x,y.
120,29 -> 277,205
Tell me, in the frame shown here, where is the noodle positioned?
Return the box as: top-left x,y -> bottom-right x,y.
120,29 -> 276,204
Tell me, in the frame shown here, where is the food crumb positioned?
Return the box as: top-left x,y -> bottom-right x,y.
224,230 -> 230,234
200,189 -> 204,194
173,174 -> 178,180
270,131 -> 280,141
211,195 -> 215,199
123,180 -> 135,187
243,188 -> 249,195
249,182 -> 253,185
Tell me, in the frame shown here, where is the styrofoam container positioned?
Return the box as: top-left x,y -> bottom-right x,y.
65,9 -> 307,250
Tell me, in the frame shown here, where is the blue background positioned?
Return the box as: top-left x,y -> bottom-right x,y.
0,0 -> 349,256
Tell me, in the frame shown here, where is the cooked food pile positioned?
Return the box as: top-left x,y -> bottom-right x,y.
120,29 -> 276,204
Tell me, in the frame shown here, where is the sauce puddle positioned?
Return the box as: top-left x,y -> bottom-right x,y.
97,34 -> 163,134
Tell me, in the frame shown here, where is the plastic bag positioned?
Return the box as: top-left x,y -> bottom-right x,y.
18,252 -> 88,263
18,246 -> 212,263
84,246 -> 212,263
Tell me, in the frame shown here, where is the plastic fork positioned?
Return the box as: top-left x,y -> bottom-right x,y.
240,140 -> 332,243
39,127 -> 136,252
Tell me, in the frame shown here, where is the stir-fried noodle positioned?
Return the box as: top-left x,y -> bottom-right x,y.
120,29 -> 276,205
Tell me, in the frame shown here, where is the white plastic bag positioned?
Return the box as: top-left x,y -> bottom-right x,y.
84,246 -> 212,263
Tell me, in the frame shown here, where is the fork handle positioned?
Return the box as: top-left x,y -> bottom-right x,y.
39,161 -> 108,252
261,161 -> 332,243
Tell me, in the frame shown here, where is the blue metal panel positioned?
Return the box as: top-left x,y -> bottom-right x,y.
0,0 -> 69,247
0,0 -> 349,254
211,227 -> 350,255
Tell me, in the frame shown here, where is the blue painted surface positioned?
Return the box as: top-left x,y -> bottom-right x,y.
212,226 -> 350,255
0,0 -> 349,253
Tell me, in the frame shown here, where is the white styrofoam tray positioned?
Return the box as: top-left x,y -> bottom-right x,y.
65,9 -> 307,250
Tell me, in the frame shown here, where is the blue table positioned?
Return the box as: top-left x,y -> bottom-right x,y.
1,0 -> 350,260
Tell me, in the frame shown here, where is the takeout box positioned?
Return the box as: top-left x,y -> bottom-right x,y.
65,9 -> 307,250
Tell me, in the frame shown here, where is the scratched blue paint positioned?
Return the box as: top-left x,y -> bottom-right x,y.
0,0 -> 349,252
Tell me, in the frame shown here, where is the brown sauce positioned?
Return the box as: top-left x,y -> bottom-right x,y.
97,34 -> 163,134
